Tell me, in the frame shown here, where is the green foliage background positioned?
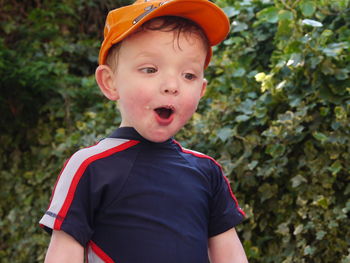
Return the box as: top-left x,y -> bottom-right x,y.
0,0 -> 349,262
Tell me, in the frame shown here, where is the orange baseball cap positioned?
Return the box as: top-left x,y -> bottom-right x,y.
99,0 -> 230,67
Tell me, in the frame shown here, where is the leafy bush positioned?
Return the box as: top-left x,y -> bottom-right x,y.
0,0 -> 124,261
179,0 -> 350,262
0,0 -> 349,262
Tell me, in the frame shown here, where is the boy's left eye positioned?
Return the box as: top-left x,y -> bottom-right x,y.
183,73 -> 196,80
140,67 -> 157,74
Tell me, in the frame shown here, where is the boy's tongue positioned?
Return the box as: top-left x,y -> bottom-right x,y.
155,107 -> 172,119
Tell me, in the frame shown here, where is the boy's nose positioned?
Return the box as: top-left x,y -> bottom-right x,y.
161,78 -> 179,95
162,87 -> 179,95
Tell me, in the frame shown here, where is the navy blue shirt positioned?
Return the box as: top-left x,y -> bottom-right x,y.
40,127 -> 245,262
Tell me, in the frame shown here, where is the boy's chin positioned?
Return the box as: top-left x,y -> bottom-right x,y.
145,134 -> 173,143
141,128 -> 178,143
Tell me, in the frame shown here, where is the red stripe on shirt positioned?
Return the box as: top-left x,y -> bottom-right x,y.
88,241 -> 115,263
53,140 -> 139,229
172,139 -> 245,217
48,142 -> 100,211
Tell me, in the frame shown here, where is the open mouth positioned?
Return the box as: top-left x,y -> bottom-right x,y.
154,106 -> 174,119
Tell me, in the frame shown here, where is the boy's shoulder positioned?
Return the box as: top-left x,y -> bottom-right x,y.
61,136 -> 140,179
173,140 -> 221,165
69,137 -> 138,163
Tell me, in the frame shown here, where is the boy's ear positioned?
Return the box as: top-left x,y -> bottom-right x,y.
200,78 -> 208,98
95,65 -> 119,101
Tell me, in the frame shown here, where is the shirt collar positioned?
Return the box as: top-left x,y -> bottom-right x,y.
108,127 -> 174,145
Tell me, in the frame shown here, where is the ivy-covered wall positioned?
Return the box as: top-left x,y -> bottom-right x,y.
1,0 -> 349,262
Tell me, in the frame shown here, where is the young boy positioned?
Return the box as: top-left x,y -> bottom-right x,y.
39,0 -> 247,262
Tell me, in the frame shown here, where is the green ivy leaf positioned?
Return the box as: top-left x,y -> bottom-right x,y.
276,222 -> 290,236
278,10 -> 294,21
312,131 -> 328,142
258,183 -> 278,202
293,224 -> 304,235
291,174 -> 307,188
217,127 -> 232,142
237,99 -> 254,114
265,143 -> 286,158
257,7 -> 279,23
304,245 -> 316,255
314,195 -> 329,209
322,42 -> 349,57
235,114 -> 250,122
248,160 -> 258,170
302,19 -> 323,27
232,21 -> 249,33
300,1 -> 316,17
328,160 -> 343,175
316,230 -> 326,240
223,6 -> 240,18
232,67 -> 246,77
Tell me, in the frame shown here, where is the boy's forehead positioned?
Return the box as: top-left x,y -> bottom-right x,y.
125,23 -> 208,50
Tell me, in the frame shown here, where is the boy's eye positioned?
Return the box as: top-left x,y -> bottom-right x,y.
183,73 -> 197,80
140,67 -> 157,74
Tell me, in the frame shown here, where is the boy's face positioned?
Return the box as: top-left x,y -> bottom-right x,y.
100,26 -> 207,142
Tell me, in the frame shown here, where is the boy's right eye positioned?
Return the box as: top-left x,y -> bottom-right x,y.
139,67 -> 157,74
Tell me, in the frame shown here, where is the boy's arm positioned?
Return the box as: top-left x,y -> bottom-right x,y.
208,227 -> 248,263
44,230 -> 84,263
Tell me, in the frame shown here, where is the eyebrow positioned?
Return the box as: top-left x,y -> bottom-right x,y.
134,50 -> 204,62
133,51 -> 159,59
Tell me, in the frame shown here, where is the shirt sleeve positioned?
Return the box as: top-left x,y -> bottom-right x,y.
39,151 -> 99,246
208,162 -> 245,237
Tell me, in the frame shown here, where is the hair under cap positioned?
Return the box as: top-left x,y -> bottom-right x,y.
99,0 -> 230,68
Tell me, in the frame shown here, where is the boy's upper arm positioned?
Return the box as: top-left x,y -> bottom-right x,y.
208,227 -> 248,263
44,230 -> 84,263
